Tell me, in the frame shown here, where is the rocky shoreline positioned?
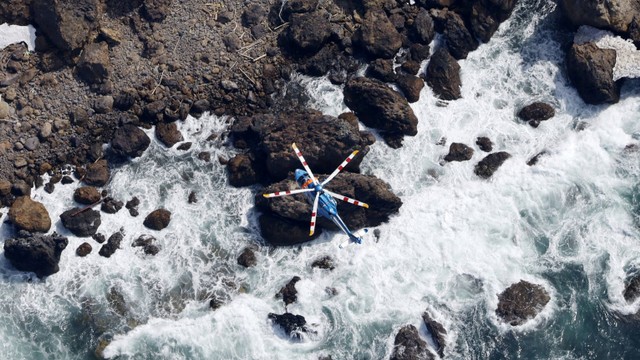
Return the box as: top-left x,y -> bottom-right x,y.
1,0 -> 640,357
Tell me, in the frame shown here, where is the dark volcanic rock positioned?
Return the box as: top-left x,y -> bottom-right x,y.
517,102 -> 555,122
77,42 -> 111,84
285,12 -> 332,55
101,197 -> 123,214
76,242 -> 92,257
8,196 -> 51,233
390,325 -> 433,360
74,186 -> 101,204
559,0 -> 639,33
496,280 -> 550,326
256,172 -> 402,245
237,247 -> 257,268
227,154 -> 261,187
395,74 -> 424,103
425,47 -> 461,100
353,9 -> 403,59
470,0 -> 518,43
367,59 -> 397,83
311,256 -> 335,270
143,208 -> 171,230
410,8 -> 435,45
155,121 -> 184,148
32,0 -> 100,52
444,143 -> 474,162
567,42 -> 620,105
4,231 -> 68,278
268,312 -> 308,340
60,208 -> 101,237
230,111 -> 373,182
623,273 -> 640,303
442,10 -> 479,60
277,276 -> 301,306
84,160 -> 110,187
422,311 -> 447,358
99,231 -> 123,258
343,77 -> 418,148
476,137 -> 493,152
111,124 -> 151,158
527,151 -> 548,166
474,152 -> 511,178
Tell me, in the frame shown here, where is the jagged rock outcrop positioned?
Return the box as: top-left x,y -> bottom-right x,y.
285,11 -> 333,55
441,10 -> 479,60
353,9 -> 403,59
422,311 -> 447,358
256,172 -> 402,246
425,47 -> 461,100
566,42 -> 620,104
470,0 -> 519,43
4,231 -> 68,278
8,196 -> 51,233
268,312 -> 308,340
390,325 -> 434,360
277,276 -> 301,306
496,280 -> 550,326
344,77 -> 418,148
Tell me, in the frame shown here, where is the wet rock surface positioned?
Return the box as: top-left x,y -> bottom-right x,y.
567,42 -> 620,105
60,208 -> 102,237
496,280 -> 551,326
99,230 -> 124,258
422,311 -> 447,358
624,273 -> 640,303
268,312 -> 308,340
390,324 -> 434,360
425,47 -> 461,101
474,152 -> 512,179
4,230 -> 68,278
444,143 -> 474,162
143,208 -> 171,230
277,276 -> 301,307
237,247 -> 257,268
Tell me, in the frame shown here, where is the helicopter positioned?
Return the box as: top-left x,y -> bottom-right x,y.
263,143 -> 369,246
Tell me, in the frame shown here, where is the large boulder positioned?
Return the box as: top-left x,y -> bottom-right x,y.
567,42 -> 620,104
77,42 -> 111,84
442,10 -> 479,60
84,159 -> 110,187
60,208 -> 101,237
32,0 -> 101,52
496,280 -> 550,326
268,312 -> 308,340
256,172 -> 402,245
229,110 -> 374,182
410,8 -> 435,45
390,325 -> 434,360
560,0 -> 640,33
426,47 -> 462,100
143,208 -> 171,230
285,11 -> 332,55
4,231 -> 68,278
474,152 -> 511,178
470,0 -> 518,43
353,9 -> 403,59
155,121 -> 184,148
8,196 -> 51,233
517,102 -> 555,121
111,124 -> 151,158
344,77 -> 418,148
395,74 -> 425,103
74,186 -> 101,204
227,154 -> 262,187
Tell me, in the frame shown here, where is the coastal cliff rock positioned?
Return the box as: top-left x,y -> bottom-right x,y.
8,196 -> 51,233
426,47 -> 462,100
4,230 -> 68,278
344,77 -> 418,148
496,280 -> 550,326
32,0 -> 102,52
229,110 -> 374,183
566,42 -> 620,104
390,325 -> 434,360
560,0 -> 640,33
256,172 -> 402,246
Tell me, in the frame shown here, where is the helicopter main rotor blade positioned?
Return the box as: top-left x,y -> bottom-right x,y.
321,149 -> 360,186
263,188 -> 314,198
309,192 -> 320,236
323,189 -> 369,208
292,143 -> 319,185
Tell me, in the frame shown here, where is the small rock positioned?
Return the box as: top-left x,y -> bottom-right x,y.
24,137 -> 39,151
177,142 -> 192,151
444,142 -> 474,162
0,100 -> 11,119
40,122 -> 52,139
188,191 -> 197,203
100,197 -> 123,214
517,102 -> 555,122
496,280 -> 550,326
93,96 -> 114,114
474,152 -> 511,179
99,231 -> 124,258
76,242 -> 92,257
237,248 -> 257,268
61,176 -> 74,185
92,233 -> 106,243
476,137 -> 493,152
143,208 -> 171,230
277,276 -> 301,306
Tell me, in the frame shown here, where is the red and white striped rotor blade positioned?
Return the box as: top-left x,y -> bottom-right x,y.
323,189 -> 369,208
309,192 -> 320,236
321,149 -> 359,186
263,188 -> 313,198
292,143 -> 319,185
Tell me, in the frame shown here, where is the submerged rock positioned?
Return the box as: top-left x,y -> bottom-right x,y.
474,152 -> 511,179
390,324 -> 434,360
311,256 -> 335,270
268,312 -> 308,340
4,231 -> 68,278
8,196 -> 51,233
60,207 -> 101,237
496,280 -> 550,326
277,276 -> 301,306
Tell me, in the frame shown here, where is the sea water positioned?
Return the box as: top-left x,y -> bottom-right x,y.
1,0 -> 640,359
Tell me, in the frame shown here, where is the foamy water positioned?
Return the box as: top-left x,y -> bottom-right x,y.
1,0 -> 640,359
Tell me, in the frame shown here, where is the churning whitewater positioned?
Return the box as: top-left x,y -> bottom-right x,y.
1,0 -> 640,359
